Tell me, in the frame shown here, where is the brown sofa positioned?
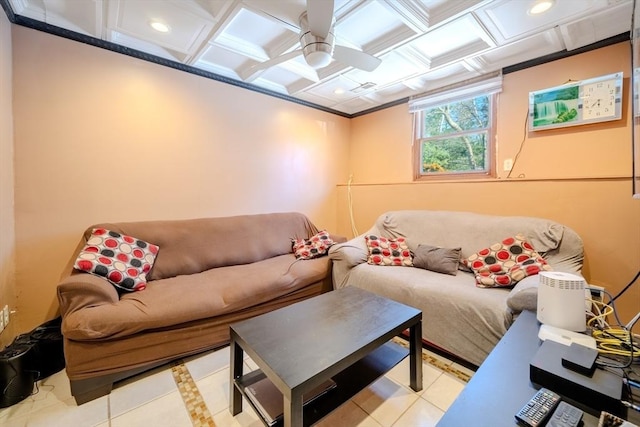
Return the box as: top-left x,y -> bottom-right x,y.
57,212 -> 341,404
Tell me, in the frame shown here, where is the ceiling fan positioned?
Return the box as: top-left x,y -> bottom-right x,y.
243,0 -> 382,81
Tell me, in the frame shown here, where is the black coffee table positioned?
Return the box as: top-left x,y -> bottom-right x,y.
229,286 -> 423,427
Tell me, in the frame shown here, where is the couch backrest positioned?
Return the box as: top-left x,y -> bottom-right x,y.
370,210 -> 584,273
78,212 -> 319,280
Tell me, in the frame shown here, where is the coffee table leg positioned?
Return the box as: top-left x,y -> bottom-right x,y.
229,337 -> 244,415
409,320 -> 423,391
283,391 -> 303,427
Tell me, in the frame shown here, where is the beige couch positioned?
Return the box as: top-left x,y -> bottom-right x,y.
328,210 -> 584,366
57,212 -> 340,404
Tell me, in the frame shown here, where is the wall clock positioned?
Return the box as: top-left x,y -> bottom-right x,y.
528,72 -> 623,131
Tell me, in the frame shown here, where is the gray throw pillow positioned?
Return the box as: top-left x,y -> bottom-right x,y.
413,244 -> 461,275
506,275 -> 539,313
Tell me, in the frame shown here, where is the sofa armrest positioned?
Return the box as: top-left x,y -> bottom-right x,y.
328,236 -> 368,289
57,272 -> 119,318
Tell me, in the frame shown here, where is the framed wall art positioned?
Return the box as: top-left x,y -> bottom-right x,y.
528,72 -> 623,132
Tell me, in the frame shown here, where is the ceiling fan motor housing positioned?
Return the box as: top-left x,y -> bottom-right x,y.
299,12 -> 335,69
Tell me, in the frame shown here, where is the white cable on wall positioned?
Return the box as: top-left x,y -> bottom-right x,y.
347,174 -> 359,238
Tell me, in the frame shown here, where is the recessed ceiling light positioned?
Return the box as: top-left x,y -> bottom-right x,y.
334,88 -> 345,95
528,0 -> 555,15
150,21 -> 170,33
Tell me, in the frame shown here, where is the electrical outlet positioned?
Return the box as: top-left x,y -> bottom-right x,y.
2,305 -> 8,327
503,158 -> 513,171
589,285 -> 605,301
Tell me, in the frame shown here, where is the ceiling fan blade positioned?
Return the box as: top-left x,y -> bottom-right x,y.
333,45 -> 381,72
307,0 -> 334,38
242,50 -> 303,81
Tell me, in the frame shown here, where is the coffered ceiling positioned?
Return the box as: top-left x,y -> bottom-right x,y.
5,0 -> 634,116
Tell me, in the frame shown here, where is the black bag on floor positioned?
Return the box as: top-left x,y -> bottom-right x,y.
0,316 -> 65,407
23,316 -> 65,380
0,342 -> 36,408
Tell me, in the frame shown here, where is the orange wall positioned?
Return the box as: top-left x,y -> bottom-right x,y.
11,26 -> 351,332
343,42 -> 640,325
7,25 -> 640,336
0,12 -> 17,347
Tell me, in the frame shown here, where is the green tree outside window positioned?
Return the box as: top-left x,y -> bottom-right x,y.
415,94 -> 495,178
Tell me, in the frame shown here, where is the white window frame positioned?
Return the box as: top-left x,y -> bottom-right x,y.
410,74 -> 502,180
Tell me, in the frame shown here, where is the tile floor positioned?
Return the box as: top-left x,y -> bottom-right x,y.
0,340 -> 474,427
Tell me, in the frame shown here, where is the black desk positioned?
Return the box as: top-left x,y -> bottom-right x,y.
437,310 -> 601,427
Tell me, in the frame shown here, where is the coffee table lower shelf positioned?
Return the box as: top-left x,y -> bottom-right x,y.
233,341 -> 409,427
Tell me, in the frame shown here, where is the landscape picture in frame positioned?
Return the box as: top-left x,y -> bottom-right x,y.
529,83 -> 580,131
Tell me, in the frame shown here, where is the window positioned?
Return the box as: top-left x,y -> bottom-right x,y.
410,75 -> 501,180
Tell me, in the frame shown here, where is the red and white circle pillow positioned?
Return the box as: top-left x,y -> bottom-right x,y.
365,235 -> 413,267
292,230 -> 335,260
74,228 -> 159,292
464,234 -> 551,288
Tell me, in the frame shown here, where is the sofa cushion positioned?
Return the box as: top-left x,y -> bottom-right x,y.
341,263 -> 512,367
413,244 -> 461,275
63,254 -> 330,340
73,228 -> 159,292
292,230 -> 335,260
464,234 -> 551,287
365,235 -> 413,266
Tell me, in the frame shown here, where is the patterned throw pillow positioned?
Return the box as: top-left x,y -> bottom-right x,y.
365,235 -> 413,266
292,230 -> 335,260
464,234 -> 551,288
74,228 -> 159,292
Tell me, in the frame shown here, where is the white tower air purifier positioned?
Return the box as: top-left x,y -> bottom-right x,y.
537,271 -> 587,332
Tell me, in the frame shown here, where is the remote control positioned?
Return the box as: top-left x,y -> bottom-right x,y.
515,388 -> 561,427
546,401 -> 584,427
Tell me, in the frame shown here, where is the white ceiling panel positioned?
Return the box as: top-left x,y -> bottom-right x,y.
257,65 -> 314,93
478,0 -> 605,43
275,55 -> 321,82
475,31 -> 565,71
109,31 -> 186,62
305,75 -> 362,99
193,44 -> 253,79
5,0 -> 634,116
294,90 -> 339,106
332,96 -> 377,115
217,7 -> 295,56
409,14 -> 493,62
559,3 -> 633,50
369,82 -> 416,101
421,0 -> 486,28
107,0 -> 215,54
41,0 -> 102,37
406,62 -> 480,93
8,0 -> 46,20
334,0 -> 408,48
346,50 -> 424,87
